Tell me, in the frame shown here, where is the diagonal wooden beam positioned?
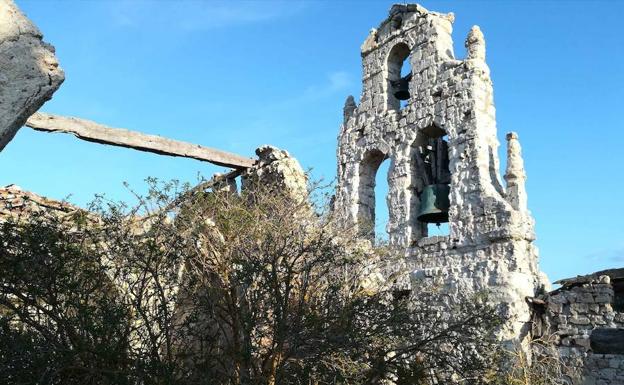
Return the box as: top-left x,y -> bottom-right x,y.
25,112 -> 255,169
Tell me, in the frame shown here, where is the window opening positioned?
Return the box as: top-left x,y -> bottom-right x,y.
358,150 -> 389,241
613,279 -> 624,312
387,43 -> 411,111
398,58 -> 412,110
427,222 -> 449,236
374,159 -> 391,242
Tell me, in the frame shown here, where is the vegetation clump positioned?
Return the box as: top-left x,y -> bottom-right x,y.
0,179 -> 514,384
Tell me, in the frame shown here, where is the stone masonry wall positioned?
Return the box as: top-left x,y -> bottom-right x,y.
539,273 -> 624,385
334,3 -> 549,343
0,184 -> 79,223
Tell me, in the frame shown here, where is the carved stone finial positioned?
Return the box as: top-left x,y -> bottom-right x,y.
504,131 -> 527,211
343,95 -> 356,124
465,25 -> 486,61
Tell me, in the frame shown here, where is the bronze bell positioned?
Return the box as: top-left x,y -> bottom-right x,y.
417,184 -> 450,224
392,74 -> 411,100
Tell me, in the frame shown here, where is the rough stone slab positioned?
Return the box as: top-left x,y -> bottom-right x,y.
0,0 -> 64,151
591,328 -> 624,354
26,112 -> 256,169
556,268 -> 624,288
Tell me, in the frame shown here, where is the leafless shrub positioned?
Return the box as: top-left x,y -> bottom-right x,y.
1,179 -> 502,385
487,334 -> 579,385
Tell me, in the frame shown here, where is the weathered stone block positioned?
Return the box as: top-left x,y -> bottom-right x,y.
0,0 -> 64,151
578,292 -> 596,303
570,316 -> 591,325
591,328 -> 624,355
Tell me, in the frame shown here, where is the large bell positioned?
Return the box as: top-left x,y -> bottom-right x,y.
417,184 -> 450,224
392,74 -> 411,100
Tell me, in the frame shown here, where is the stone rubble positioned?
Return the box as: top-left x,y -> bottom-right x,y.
0,184 -> 78,223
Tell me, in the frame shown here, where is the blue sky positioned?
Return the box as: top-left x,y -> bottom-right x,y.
2,1 -> 623,283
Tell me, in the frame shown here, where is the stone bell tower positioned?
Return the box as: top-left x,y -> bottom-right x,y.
334,4 -> 549,342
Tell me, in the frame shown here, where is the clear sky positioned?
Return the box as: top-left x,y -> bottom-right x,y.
3,1 -> 623,283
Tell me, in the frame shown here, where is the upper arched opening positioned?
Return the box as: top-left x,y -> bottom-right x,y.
387,42 -> 412,111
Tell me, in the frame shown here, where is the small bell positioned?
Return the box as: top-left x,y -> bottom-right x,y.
392,73 -> 411,100
417,184 -> 450,224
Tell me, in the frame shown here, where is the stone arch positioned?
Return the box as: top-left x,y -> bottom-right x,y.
386,42 -> 412,111
358,149 -> 390,239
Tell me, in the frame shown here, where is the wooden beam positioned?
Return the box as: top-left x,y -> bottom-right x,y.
25,113 -> 255,169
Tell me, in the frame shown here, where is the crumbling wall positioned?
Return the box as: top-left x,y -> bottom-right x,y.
0,184 -> 79,223
537,271 -> 624,385
241,145 -> 307,202
334,3 -> 549,343
171,145 -> 308,374
0,0 -> 64,151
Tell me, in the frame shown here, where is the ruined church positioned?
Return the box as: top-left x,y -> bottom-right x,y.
1,1 -> 623,384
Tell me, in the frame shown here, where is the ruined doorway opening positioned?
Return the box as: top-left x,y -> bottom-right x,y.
387,42 -> 411,111
358,149 -> 390,241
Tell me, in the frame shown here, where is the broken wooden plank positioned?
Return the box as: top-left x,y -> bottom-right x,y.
25,112 -> 255,169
